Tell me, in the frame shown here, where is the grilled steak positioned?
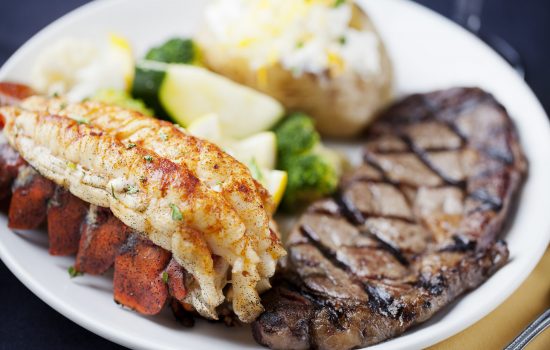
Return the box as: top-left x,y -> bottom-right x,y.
253,88 -> 527,350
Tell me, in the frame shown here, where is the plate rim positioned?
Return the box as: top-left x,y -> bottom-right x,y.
0,0 -> 549,349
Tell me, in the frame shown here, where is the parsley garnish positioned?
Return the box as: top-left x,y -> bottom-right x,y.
68,266 -> 83,278
162,271 -> 169,284
126,142 -> 136,149
76,118 -> 90,125
170,204 -> 183,221
144,155 -> 153,163
125,185 -> 139,194
339,36 -> 347,45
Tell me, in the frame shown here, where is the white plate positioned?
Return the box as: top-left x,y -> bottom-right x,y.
1,0 -> 549,349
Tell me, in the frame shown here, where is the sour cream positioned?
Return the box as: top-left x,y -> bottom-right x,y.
204,0 -> 381,77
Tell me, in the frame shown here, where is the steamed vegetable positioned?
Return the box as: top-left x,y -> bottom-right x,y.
145,38 -> 199,64
132,38 -> 199,117
32,35 -> 134,102
132,60 -> 285,138
275,113 -> 319,157
91,88 -> 153,116
160,64 -> 284,138
131,61 -> 167,117
274,113 -> 342,210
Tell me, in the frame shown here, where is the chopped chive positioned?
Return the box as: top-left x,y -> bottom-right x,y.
169,204 -> 183,221
76,118 -> 89,125
111,184 -> 117,199
249,158 -> 264,182
334,0 -> 345,7
125,185 -> 139,194
339,36 -> 347,45
144,155 -> 153,163
68,266 -> 83,278
67,161 -> 77,170
296,41 -> 304,49
126,142 -> 137,149
162,271 -> 169,284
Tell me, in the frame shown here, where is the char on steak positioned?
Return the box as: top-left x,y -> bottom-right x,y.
253,88 -> 527,350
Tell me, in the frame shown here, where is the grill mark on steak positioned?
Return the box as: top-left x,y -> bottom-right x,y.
254,88 -> 526,350
358,226 -> 410,266
300,224 -> 354,274
340,192 -> 417,225
336,192 -> 366,226
439,234 -> 477,253
401,134 -> 467,188
468,189 -> 503,211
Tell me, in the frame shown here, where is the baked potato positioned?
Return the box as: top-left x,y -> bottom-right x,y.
197,0 -> 393,138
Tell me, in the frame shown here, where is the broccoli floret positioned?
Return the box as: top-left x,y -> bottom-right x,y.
131,62 -> 168,118
91,88 -> 153,116
145,38 -> 198,64
274,113 -> 341,211
281,153 -> 338,209
274,113 -> 320,156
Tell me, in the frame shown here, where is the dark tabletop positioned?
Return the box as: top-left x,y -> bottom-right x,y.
0,1 -> 549,349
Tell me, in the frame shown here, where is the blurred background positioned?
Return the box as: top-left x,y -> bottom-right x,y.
0,0 -> 548,349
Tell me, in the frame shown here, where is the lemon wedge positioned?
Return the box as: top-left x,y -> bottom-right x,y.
108,34 -> 135,90
233,132 -> 277,169
186,113 -> 223,144
263,169 -> 288,209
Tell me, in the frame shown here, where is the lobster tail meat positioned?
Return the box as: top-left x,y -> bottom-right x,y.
20,96 -> 286,320
0,82 -> 285,323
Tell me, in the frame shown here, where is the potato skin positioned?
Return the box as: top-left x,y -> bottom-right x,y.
197,5 -> 393,138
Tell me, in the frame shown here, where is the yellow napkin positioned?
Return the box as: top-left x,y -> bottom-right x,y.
430,248 -> 550,349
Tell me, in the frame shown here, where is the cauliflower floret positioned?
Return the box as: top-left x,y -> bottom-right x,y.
32,35 -> 133,102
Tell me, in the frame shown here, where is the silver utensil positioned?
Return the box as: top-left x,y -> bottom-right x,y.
505,309 -> 550,350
